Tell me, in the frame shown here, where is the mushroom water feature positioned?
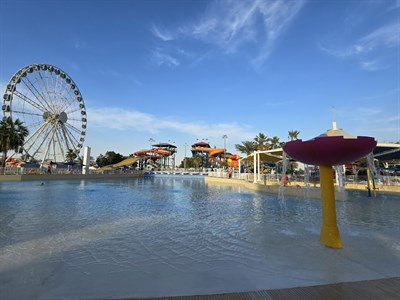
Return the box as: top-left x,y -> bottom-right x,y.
283,122 -> 377,249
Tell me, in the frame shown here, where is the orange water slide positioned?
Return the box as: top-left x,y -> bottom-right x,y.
193,147 -> 225,157
134,149 -> 152,156
153,148 -> 172,156
134,148 -> 172,157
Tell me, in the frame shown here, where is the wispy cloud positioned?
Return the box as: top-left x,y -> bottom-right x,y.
359,59 -> 386,71
90,107 -> 255,141
150,24 -> 175,41
338,104 -> 400,141
357,22 -> 399,52
151,48 -> 180,67
151,0 -> 305,68
322,22 -> 399,56
130,76 -> 143,86
321,20 -> 399,71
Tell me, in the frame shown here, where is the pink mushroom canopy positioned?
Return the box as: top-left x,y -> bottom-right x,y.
283,136 -> 377,166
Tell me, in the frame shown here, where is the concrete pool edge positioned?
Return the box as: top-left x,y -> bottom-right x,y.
205,176 -> 349,200
125,277 -> 400,300
205,176 -> 400,198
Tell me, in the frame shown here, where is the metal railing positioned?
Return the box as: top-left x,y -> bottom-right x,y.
0,167 -> 142,176
2,167 -> 399,187
207,171 -> 400,187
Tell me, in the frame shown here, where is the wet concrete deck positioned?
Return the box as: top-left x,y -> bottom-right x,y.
128,277 -> 400,300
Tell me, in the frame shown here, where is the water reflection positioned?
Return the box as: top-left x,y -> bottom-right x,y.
0,178 -> 399,299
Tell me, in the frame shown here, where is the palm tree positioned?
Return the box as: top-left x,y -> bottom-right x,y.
235,140 -> 257,156
0,117 -> 29,167
192,154 -> 202,170
254,133 -> 269,150
269,136 -> 281,149
288,130 -> 300,141
65,149 -> 78,162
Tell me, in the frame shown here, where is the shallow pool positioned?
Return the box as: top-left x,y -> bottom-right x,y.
0,177 -> 399,299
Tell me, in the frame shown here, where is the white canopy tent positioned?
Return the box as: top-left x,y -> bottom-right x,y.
238,148 -> 284,183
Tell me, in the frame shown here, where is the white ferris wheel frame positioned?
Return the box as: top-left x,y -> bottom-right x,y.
2,64 -> 87,164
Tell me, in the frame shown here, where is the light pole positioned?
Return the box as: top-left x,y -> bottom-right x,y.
168,140 -> 176,169
184,143 -> 188,170
148,138 -> 155,170
222,134 -> 228,163
149,138 -> 155,149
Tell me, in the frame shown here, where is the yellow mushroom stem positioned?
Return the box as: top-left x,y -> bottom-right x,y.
319,164 -> 342,249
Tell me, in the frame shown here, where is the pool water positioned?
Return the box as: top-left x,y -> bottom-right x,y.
0,177 -> 399,299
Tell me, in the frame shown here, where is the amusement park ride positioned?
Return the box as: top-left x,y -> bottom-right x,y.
130,140 -> 240,170
133,143 -> 177,169
133,141 -> 239,170
1,63 -> 237,170
190,141 -> 239,169
2,64 -> 87,165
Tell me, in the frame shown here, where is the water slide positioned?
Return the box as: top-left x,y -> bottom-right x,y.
192,146 -> 239,168
133,148 -> 172,157
192,147 -> 225,158
99,157 -> 141,170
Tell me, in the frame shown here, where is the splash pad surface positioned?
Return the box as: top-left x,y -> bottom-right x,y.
1,177 -> 399,299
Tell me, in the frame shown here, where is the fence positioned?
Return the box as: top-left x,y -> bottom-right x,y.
0,167 -> 141,176
1,167 -> 399,188
207,170 -> 400,188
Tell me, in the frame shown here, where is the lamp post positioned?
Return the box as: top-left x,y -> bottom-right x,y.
168,140 -> 176,169
184,143 -> 188,170
149,138 -> 155,149
222,134 -> 228,165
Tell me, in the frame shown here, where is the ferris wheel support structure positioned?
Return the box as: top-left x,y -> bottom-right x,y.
2,64 -> 87,164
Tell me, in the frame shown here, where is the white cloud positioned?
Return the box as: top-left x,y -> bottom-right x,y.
321,21 -> 399,71
356,22 -> 399,53
150,0 -> 305,68
151,24 -> 175,41
186,0 -> 261,53
151,48 -> 180,67
360,59 -> 387,71
90,107 -> 255,141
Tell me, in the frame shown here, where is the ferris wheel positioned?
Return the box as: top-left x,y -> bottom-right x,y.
2,64 -> 87,163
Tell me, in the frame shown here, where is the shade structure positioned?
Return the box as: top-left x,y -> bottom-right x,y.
244,151 -> 283,163
283,136 -> 377,166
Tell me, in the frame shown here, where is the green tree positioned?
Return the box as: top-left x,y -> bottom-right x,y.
95,151 -> 125,167
0,117 -> 29,167
192,154 -> 202,169
269,136 -> 281,149
65,149 -> 78,162
288,130 -> 300,141
235,140 -> 257,156
254,132 -> 269,150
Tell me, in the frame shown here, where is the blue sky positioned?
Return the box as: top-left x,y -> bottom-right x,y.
1,0 -> 399,162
